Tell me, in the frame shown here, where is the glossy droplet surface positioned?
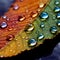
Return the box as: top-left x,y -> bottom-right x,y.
56,13 -> 60,19
18,15 -> 25,21
25,24 -> 34,33
6,35 -> 14,41
0,22 -> 7,28
13,4 -> 19,10
39,3 -> 45,8
55,1 -> 60,5
54,7 -> 60,13
2,15 -> 7,19
31,12 -> 38,18
40,22 -> 45,28
39,12 -> 49,19
38,34 -> 44,40
50,26 -> 57,34
28,39 -> 37,47
57,20 -> 60,27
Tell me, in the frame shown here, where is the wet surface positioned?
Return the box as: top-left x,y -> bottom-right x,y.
0,0 -> 60,59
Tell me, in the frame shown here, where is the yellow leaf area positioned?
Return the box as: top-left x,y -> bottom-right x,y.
0,30 -> 43,57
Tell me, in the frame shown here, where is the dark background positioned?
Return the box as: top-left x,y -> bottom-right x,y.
0,0 -> 60,60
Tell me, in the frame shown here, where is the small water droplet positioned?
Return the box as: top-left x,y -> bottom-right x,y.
25,24 -> 34,33
56,13 -> 60,19
28,39 -> 37,47
55,1 -> 60,5
13,4 -> 19,10
6,35 -> 14,41
0,22 -> 7,28
40,22 -> 45,28
31,11 -> 38,18
54,7 -> 60,13
38,33 -> 44,40
18,15 -> 25,21
2,15 -> 7,19
50,26 -> 57,34
39,3 -> 44,8
57,20 -> 60,27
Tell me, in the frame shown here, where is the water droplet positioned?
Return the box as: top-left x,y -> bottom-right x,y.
40,22 -> 45,28
25,24 -> 34,33
54,7 -> 60,13
39,12 -> 49,19
0,22 -> 7,28
57,20 -> 60,27
50,26 -> 57,34
38,33 -> 44,40
56,13 -> 60,19
18,15 -> 25,21
2,15 -> 7,19
28,39 -> 37,47
13,4 -> 19,10
39,3 -> 44,8
20,0 -> 23,2
55,1 -> 60,5
6,35 -> 14,41
6,18 -> 10,21
31,11 -> 38,18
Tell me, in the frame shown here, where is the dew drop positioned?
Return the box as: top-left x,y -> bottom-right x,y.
39,3 -> 44,8
6,35 -> 14,41
25,24 -> 34,33
50,26 -> 57,34
28,39 -> 37,47
54,7 -> 60,13
18,15 -> 25,21
39,12 -> 49,20
13,4 -> 19,10
55,1 -> 60,5
38,33 -> 44,40
31,11 -> 38,18
40,22 -> 45,28
56,13 -> 60,19
0,22 -> 8,29
2,15 -> 7,19
57,20 -> 60,27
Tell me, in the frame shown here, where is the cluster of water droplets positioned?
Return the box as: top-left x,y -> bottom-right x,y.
26,0 -> 60,47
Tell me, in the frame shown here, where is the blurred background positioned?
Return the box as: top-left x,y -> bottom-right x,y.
0,0 -> 14,16
39,42 -> 60,60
